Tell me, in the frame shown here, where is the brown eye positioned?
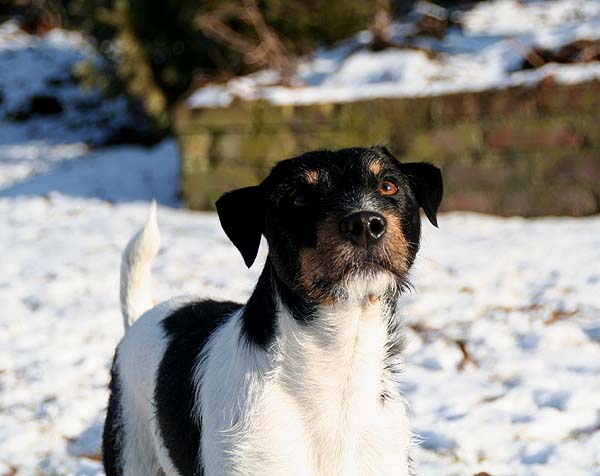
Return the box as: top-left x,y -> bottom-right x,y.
291,189 -> 311,206
378,180 -> 398,196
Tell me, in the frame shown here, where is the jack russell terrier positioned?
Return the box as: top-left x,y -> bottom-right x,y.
102,146 -> 443,476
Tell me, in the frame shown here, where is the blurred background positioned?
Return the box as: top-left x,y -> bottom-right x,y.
0,1 -> 599,476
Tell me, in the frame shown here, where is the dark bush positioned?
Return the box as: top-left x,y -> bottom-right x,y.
63,0 -> 374,128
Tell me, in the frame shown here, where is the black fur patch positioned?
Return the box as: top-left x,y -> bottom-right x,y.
155,300 -> 241,476
273,271 -> 317,324
241,264 -> 278,348
102,351 -> 123,476
241,260 -> 317,349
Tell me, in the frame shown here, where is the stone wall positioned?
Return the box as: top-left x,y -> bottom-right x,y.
174,79 -> 600,215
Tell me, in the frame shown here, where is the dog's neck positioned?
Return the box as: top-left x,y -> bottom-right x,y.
241,257 -> 404,395
238,258 -> 406,470
241,258 -> 401,347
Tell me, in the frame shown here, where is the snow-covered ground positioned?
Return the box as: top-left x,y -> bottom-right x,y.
1,12 -> 600,476
2,195 -> 600,476
189,0 -> 600,107
3,193 -> 600,476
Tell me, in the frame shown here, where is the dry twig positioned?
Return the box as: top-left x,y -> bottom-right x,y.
507,38 -> 546,69
194,0 -> 295,85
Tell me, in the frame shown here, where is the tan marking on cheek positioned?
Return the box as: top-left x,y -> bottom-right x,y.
299,248 -> 322,292
296,217 -> 355,303
304,169 -> 319,184
298,248 -> 334,304
381,211 -> 410,274
369,161 -> 382,176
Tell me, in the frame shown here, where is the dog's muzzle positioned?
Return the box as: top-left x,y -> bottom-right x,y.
340,211 -> 387,249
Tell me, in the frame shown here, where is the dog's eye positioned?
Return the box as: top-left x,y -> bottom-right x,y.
378,180 -> 398,196
291,189 -> 311,207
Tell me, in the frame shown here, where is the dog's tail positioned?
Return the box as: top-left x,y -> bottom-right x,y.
120,201 -> 160,331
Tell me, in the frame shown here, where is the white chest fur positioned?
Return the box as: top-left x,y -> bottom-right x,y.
197,281 -> 411,476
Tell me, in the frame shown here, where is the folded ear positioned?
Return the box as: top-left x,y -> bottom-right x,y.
402,162 -> 443,227
215,186 -> 265,268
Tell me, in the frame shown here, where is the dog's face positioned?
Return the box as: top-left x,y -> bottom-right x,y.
216,147 -> 442,303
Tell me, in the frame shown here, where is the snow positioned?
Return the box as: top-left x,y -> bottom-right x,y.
1,15 -> 600,476
0,20 -> 137,146
3,194 -> 600,476
188,0 -> 600,107
0,141 -> 180,205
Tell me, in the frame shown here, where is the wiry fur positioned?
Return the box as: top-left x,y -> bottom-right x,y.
103,146 -> 443,476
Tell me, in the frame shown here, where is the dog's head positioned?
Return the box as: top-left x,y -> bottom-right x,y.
216,147 -> 442,304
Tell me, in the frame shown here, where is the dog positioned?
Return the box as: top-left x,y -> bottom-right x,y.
102,146 -> 443,476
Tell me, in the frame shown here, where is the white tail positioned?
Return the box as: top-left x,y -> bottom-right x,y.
120,201 -> 161,330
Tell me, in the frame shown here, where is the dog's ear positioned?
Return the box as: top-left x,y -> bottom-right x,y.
216,186 -> 265,268
401,162 -> 443,227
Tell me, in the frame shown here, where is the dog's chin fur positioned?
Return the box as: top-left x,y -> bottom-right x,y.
322,268 -> 400,305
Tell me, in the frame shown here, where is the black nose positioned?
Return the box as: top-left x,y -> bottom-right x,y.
340,211 -> 387,248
